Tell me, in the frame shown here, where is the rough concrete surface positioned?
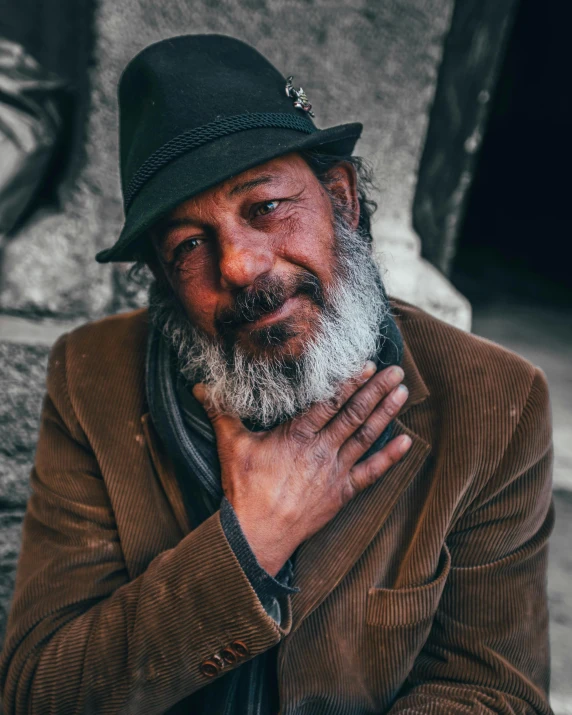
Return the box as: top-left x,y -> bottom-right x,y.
0,510 -> 25,646
0,342 -> 49,508
0,190 -> 114,319
378,230 -> 472,331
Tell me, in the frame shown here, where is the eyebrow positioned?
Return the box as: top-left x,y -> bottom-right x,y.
159,217 -> 200,232
227,174 -> 275,197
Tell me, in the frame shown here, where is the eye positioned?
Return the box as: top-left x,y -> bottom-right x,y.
254,200 -> 280,217
174,237 -> 205,255
168,237 -> 206,266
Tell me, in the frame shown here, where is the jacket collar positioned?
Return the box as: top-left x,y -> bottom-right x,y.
399,331 -> 430,413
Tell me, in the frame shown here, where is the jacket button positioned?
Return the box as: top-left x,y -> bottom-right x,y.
200,660 -> 220,678
212,654 -> 225,670
230,640 -> 249,658
221,647 -> 238,665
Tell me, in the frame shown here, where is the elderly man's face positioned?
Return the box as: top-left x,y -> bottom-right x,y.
151,153 -> 359,361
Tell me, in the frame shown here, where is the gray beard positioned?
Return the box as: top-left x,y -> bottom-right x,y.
148,214 -> 391,429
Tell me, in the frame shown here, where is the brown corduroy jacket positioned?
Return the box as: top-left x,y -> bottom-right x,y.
0,299 -> 555,715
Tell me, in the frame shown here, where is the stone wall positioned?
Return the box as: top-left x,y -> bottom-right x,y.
0,0 -> 470,648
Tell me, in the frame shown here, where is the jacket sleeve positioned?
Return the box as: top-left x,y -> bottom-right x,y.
387,366 -> 555,715
219,496 -> 299,623
0,334 -> 291,715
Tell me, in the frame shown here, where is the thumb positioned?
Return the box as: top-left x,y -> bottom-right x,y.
192,383 -> 247,440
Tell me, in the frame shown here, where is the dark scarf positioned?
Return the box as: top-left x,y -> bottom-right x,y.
146,306 -> 404,714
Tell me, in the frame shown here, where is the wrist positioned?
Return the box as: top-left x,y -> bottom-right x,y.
232,507 -> 298,577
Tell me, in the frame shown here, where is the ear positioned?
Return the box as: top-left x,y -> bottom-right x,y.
324,162 -> 360,231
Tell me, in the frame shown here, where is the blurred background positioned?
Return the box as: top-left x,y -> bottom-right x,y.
0,0 -> 570,710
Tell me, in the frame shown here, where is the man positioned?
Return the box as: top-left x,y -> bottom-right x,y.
0,34 -> 554,715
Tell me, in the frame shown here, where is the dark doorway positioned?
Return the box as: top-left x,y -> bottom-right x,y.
450,0 -> 571,308
447,0 -> 572,521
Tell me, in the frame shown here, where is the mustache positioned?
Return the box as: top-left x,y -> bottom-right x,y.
215,270 -> 324,334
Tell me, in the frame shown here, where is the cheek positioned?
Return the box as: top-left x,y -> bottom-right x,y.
170,258 -> 220,334
278,211 -> 337,284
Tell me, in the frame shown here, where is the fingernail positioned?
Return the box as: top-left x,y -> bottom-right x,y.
363,360 -> 377,378
395,383 -> 409,402
399,435 -> 412,453
192,383 -> 206,403
389,365 -> 404,382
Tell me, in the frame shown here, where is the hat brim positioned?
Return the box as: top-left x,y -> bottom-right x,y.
95,122 -> 362,263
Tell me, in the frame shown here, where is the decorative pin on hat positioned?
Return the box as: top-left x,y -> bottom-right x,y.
285,76 -> 315,117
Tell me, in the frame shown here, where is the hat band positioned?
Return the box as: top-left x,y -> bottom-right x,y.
124,112 -> 317,210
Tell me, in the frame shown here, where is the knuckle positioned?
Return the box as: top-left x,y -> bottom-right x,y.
379,447 -> 399,470
381,395 -> 400,417
343,399 -> 369,425
377,455 -> 393,474
388,441 -> 406,463
363,460 -> 383,484
352,423 -> 377,448
329,393 -> 346,413
318,392 -> 346,420
313,402 -> 336,425
289,425 -> 313,446
374,375 -> 392,395
348,377 -> 365,397
369,372 -> 402,405
300,413 -> 320,432
369,374 -> 393,400
340,474 -> 358,504
306,390 -> 345,426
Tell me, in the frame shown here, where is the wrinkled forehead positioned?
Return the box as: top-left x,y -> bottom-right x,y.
162,152 -> 314,220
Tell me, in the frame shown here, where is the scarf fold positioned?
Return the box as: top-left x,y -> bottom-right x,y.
145,307 -> 404,714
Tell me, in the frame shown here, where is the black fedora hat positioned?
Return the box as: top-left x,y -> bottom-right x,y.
95,34 -> 362,263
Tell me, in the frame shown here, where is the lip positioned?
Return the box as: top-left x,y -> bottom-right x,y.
246,296 -> 298,328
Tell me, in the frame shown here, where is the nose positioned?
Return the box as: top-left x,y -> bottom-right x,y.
217,225 -> 275,291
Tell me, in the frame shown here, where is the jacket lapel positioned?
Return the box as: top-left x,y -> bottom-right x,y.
141,412 -> 192,536
288,331 -> 431,633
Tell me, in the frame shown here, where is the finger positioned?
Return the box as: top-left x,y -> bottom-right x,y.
323,364 -> 405,448
342,434 -> 412,503
192,383 -> 248,441
293,360 -> 379,434
337,383 -> 409,470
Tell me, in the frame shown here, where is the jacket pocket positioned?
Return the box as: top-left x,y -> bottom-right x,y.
366,543 -> 451,626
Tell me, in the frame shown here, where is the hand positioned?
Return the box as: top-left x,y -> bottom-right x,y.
193,363 -> 411,576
